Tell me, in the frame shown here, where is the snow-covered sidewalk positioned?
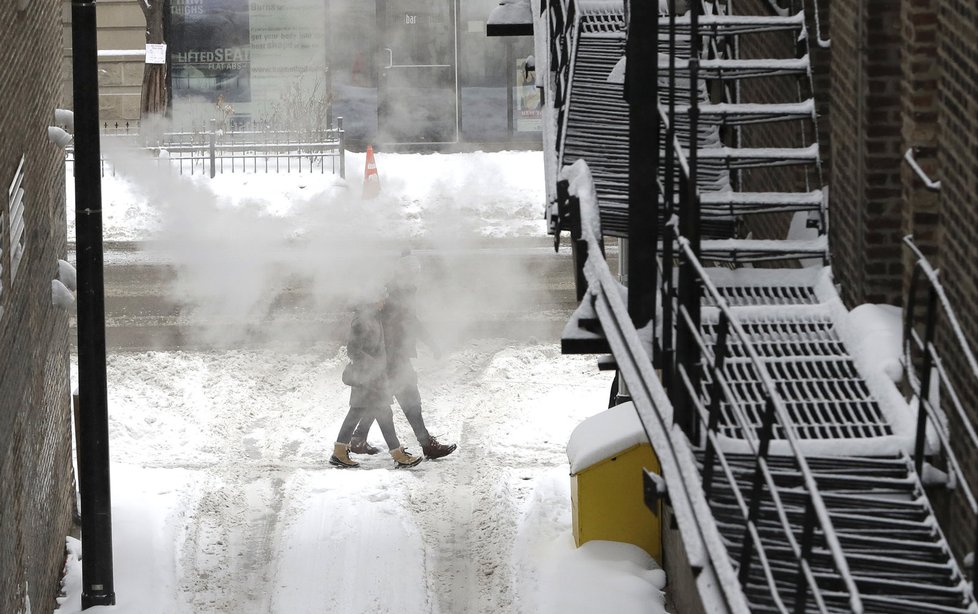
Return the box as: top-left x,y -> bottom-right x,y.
59,343 -> 667,613
58,150 -> 668,613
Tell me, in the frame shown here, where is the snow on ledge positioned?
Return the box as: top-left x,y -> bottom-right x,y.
567,401 -> 649,474
487,0 -> 532,26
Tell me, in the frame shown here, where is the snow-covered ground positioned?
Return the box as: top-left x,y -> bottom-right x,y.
57,149 -> 668,613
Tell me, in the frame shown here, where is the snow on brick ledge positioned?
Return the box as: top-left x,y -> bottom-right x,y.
567,401 -> 648,474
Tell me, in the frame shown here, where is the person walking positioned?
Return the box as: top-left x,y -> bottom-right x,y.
330,290 -> 423,469
349,253 -> 457,460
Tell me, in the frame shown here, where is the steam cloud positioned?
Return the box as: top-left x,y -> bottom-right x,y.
100,136 -> 546,351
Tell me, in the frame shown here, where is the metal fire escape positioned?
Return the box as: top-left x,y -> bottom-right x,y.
540,0 -> 978,611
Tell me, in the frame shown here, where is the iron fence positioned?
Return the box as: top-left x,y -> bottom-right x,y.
65,117 -> 345,179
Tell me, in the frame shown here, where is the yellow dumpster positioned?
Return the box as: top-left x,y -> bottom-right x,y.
566,401 -> 662,563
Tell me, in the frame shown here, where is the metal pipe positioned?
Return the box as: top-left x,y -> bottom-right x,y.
72,0 -> 116,607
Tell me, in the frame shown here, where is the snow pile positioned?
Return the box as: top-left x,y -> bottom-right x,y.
566,401 -> 648,474
844,303 -> 904,382
511,467 -> 667,614
67,149 -> 546,242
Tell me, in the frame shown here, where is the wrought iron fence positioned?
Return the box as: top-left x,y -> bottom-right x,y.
65,117 -> 346,179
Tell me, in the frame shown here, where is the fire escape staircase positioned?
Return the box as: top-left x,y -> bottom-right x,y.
540,0 -> 978,612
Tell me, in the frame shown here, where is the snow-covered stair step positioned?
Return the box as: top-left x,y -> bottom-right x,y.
661,11 -> 805,36
675,100 -> 816,125
687,144 -> 820,170
660,55 -> 811,80
704,452 -> 976,613
699,236 -> 828,262
699,189 -> 824,217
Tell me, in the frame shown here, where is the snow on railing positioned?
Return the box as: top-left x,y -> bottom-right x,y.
903,236 -> 978,590
651,3 -> 858,605
561,158 -> 753,614
675,236 -> 862,613
903,148 -> 942,192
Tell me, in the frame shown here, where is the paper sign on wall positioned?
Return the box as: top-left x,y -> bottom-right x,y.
145,44 -> 167,64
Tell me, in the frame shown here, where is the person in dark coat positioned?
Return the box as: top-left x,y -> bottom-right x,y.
349,254 -> 457,460
330,291 -> 423,469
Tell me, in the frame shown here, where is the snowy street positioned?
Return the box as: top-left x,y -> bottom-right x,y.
58,151 -> 667,613
65,343 -> 616,613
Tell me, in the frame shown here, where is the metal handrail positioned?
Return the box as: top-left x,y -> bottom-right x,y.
555,0 -> 584,171
769,0 -> 829,47
563,158 -> 752,613
903,236 -> 978,590
903,148 -> 942,192
677,236 -> 864,613
653,1 -> 860,605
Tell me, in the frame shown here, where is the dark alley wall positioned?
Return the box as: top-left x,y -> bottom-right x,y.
1,0 -> 76,612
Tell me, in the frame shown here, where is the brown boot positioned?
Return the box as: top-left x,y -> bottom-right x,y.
421,436 -> 457,460
350,436 -> 380,455
390,446 -> 423,468
329,442 -> 360,468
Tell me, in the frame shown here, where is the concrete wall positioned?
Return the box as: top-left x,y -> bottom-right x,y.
0,0 -> 77,612
62,0 -> 146,123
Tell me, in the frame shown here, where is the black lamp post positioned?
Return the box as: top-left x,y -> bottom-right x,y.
71,0 -> 115,607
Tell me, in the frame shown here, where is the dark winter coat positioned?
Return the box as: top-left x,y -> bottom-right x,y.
381,292 -> 434,385
345,305 -> 392,408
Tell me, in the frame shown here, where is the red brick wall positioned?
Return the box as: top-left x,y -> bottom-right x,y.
0,0 -> 76,612
932,0 -> 978,562
829,0 -> 903,307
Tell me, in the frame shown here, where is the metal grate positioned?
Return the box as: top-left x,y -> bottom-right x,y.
702,317 -> 892,440
707,284 -> 819,306
702,452 -> 974,613
578,9 -> 625,34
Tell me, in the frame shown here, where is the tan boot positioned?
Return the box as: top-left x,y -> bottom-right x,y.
329,442 -> 360,468
390,446 -> 422,468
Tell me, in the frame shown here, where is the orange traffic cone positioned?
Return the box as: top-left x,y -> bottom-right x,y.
362,145 -> 380,199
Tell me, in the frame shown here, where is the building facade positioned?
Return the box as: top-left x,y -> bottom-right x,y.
1,0 -> 77,612
64,0 -> 540,147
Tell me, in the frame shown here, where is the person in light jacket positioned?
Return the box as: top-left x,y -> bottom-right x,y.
330,291 -> 422,469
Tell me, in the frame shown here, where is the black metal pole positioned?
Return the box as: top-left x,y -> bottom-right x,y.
794,497 -> 816,614
661,0 -> 677,394
702,312 -> 730,496
624,0 -> 659,332
914,287 -> 938,475
72,0 -> 115,608
739,396 -> 777,585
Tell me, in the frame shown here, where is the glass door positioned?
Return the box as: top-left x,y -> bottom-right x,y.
378,0 -> 458,144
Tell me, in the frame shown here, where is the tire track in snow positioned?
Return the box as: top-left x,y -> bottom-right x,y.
171,353 -> 345,612
402,343 -> 533,613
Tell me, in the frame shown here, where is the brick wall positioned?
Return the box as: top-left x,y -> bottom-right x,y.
831,0 -> 978,569
0,0 -> 76,612
829,0 -> 904,307
932,0 -> 978,562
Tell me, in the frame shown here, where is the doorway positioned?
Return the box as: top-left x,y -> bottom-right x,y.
377,0 -> 459,144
